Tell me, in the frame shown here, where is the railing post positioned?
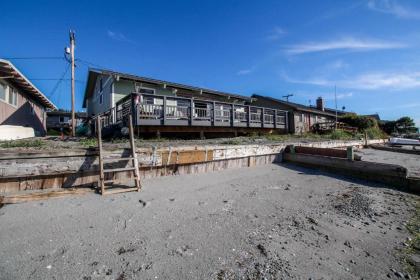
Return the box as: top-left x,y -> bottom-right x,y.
247,106 -> 251,127
231,104 -> 235,127
190,98 -> 194,126
261,108 -> 265,128
274,109 -> 277,129
212,101 -> 216,126
163,96 -> 167,125
131,94 -> 137,126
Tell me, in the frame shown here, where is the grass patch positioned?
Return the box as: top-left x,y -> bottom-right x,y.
324,129 -> 356,140
402,197 -> 420,278
0,139 -> 45,148
221,138 -> 243,145
80,138 -> 97,148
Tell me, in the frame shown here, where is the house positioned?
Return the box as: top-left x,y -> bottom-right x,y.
251,95 -> 350,134
82,68 -> 289,137
46,110 -> 87,133
0,59 -> 57,140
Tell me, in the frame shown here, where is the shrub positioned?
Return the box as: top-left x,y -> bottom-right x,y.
339,114 -> 377,130
364,127 -> 388,139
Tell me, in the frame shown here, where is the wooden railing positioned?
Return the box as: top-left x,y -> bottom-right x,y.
95,93 -> 289,130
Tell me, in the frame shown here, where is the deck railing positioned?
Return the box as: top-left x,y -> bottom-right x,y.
96,93 -> 288,130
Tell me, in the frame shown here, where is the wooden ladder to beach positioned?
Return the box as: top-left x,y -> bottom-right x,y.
96,115 -> 141,195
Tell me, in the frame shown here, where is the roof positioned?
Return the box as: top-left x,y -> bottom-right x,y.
83,68 -> 251,107
251,94 -> 349,117
0,59 -> 57,110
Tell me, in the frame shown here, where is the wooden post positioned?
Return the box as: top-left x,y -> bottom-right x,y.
364,131 -> 368,147
261,108 -> 265,128
274,109 -> 277,129
128,115 -> 141,191
347,146 -> 354,161
190,98 -> 194,126
70,30 -> 76,137
96,117 -> 105,195
231,104 -> 235,127
247,106 -> 251,127
163,96 -> 167,125
212,101 -> 216,126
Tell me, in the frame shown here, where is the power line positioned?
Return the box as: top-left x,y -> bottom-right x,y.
3,57 -> 65,60
47,63 -> 70,99
76,58 -> 106,69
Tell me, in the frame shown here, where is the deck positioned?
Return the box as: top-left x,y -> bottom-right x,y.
98,93 -> 289,133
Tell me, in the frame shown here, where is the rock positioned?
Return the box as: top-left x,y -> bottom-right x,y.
307,217 -> 318,225
405,273 -> 411,279
395,271 -> 404,278
257,244 -> 268,257
407,254 -> 420,273
344,240 -> 352,248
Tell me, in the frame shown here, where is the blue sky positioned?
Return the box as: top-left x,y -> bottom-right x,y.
1,0 -> 420,127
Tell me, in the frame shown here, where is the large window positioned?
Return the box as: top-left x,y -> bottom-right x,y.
0,82 -> 6,101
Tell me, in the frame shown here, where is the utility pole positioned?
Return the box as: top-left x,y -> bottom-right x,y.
334,85 -> 338,130
70,30 -> 76,137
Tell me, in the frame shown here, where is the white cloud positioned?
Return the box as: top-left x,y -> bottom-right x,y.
336,92 -> 353,99
266,27 -> 287,41
107,30 -> 135,43
237,69 -> 253,75
283,71 -> 420,90
285,37 -> 406,55
326,60 -> 349,70
368,0 -> 420,20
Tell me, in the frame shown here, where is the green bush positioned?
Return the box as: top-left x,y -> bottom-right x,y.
339,114 -> 377,130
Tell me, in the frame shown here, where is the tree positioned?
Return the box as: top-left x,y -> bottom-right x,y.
395,116 -> 418,133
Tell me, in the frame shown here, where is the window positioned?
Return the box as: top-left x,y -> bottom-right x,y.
0,82 -> 6,101
99,93 -> 103,104
298,113 -> 303,122
59,116 -> 65,123
139,87 -> 155,95
8,87 -> 18,107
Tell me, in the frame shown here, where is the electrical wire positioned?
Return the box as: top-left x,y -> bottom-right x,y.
3,57 -> 65,60
75,58 -> 106,69
47,63 -> 70,99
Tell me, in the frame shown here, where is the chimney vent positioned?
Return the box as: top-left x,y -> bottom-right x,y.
316,97 -> 324,111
